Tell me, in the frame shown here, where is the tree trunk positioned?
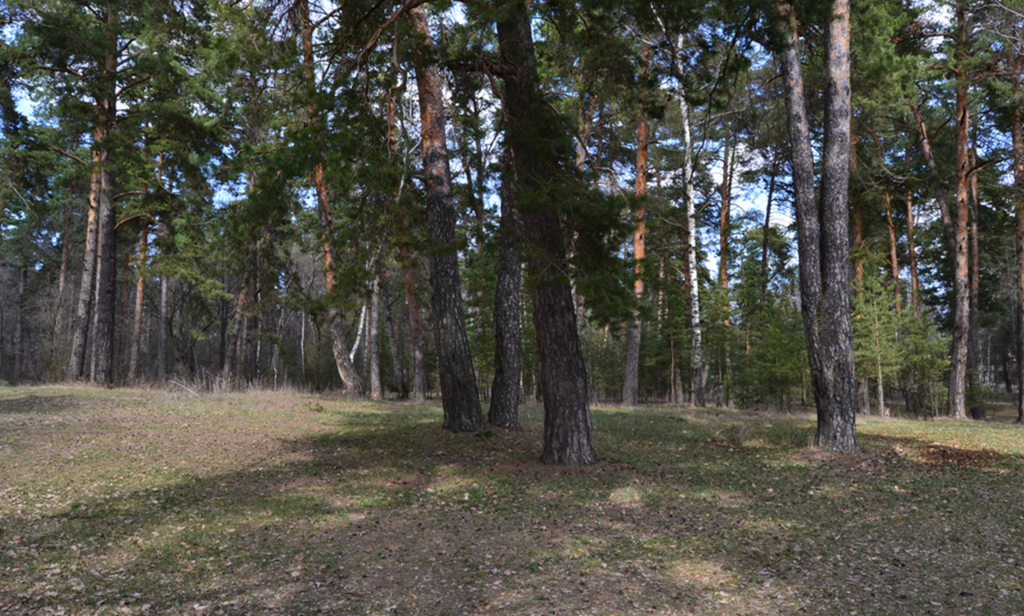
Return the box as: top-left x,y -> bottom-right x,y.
761,159 -> 776,300
489,165 -> 523,428
498,0 -> 596,465
719,131 -> 733,407
382,280 -> 408,398
949,74 -> 971,420
911,98 -> 968,420
402,262 -> 428,402
676,53 -> 705,407
410,5 -> 483,432
369,276 -> 382,400
87,16 -> 118,386
89,163 -> 116,385
623,44 -> 650,407
301,0 -> 362,396
159,275 -> 169,380
243,256 -> 259,385
1012,80 -> 1024,423
129,220 -> 147,382
779,0 -> 857,451
968,138 -> 983,419
882,191 -> 901,313
905,148 -> 920,316
14,266 -> 26,382
67,161 -> 102,381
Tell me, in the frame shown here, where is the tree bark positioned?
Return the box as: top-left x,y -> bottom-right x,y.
623,44 -> 650,407
779,0 -> 857,451
676,54 -> 705,407
129,220 -> 147,382
67,158 -> 102,380
159,275 -> 169,380
968,138 -> 983,418
761,159 -> 776,301
949,73 -> 971,420
369,275 -> 382,400
410,4 -> 483,431
498,0 -> 596,464
381,280 -> 408,398
300,0 -> 363,396
719,132 -> 733,407
89,161 -> 116,385
882,191 -> 901,314
14,266 -> 26,382
489,161 -> 523,428
87,9 -> 118,386
1012,80 -> 1024,423
402,262 -> 428,403
905,148 -> 921,316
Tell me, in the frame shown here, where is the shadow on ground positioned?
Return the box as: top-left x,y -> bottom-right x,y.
2,394 -> 1024,615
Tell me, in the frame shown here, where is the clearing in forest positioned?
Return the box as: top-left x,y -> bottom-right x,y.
1,386 -> 1023,615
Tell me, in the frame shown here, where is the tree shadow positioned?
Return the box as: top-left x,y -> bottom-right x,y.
3,403 -> 1024,615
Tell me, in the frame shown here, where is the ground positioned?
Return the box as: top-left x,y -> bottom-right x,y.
1,385 -> 1023,615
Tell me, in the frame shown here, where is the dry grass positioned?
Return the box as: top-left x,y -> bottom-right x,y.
1,385 -> 1024,615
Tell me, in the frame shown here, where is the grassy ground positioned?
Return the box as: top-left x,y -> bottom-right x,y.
1,386 -> 1023,615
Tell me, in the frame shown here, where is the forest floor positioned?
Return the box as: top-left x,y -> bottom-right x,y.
1,386 -> 1023,615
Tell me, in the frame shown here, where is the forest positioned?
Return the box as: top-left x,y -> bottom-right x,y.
1,0 -> 1023,462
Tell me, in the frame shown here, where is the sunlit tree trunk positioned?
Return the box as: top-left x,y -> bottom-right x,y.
623,44 -> 650,407
1012,81 -> 1024,423
88,10 -> 118,386
676,51 -> 705,407
779,0 -> 857,451
949,69 -> 971,420
369,276 -> 382,400
298,0 -> 363,396
129,220 -> 148,382
159,275 -> 169,380
410,4 -> 483,431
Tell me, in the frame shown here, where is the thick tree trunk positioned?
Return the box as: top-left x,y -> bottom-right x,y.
89,164 -> 116,385
489,175 -> 523,428
949,78 -> 971,420
676,61 -> 705,407
369,276 -> 382,400
87,18 -> 118,386
719,132 -> 733,407
129,220 -> 147,382
779,0 -> 857,451
1012,83 -> 1024,423
968,140 -> 983,419
407,4 -> 483,427
623,44 -> 650,407
67,163 -> 102,381
499,0 -> 596,465
410,5 -> 483,431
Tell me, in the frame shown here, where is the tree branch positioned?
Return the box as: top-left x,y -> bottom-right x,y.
117,74 -> 153,98
113,189 -> 146,202
49,146 -> 88,165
